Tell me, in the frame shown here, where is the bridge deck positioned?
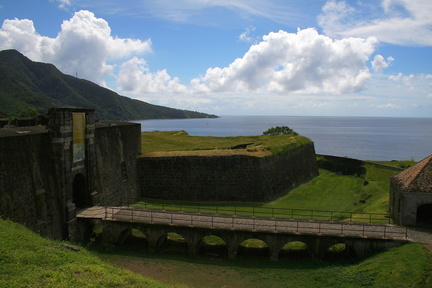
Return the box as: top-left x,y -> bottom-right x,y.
77,206 -> 408,240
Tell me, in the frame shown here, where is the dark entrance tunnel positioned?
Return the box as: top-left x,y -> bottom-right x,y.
416,204 -> 432,226
72,173 -> 91,208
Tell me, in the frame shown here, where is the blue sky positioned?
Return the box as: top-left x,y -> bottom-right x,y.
0,0 -> 431,117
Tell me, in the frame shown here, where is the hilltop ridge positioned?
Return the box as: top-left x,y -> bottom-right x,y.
0,49 -> 217,120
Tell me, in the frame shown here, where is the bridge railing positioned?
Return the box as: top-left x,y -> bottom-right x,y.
103,206 -> 408,240
119,198 -> 392,225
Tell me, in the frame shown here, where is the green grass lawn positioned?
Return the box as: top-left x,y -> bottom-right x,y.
266,169 -> 364,211
265,164 -> 398,220
140,130 -> 312,154
0,219 -> 186,288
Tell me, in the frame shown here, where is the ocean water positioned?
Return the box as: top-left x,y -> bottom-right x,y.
133,116 -> 432,161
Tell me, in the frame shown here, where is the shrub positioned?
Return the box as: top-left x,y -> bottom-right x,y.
263,126 -> 298,136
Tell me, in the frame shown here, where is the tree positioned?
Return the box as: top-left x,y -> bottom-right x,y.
263,126 -> 299,136
19,108 -> 40,118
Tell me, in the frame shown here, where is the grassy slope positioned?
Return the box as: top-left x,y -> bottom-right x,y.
268,164 -> 397,214
0,219 -> 186,288
267,169 -> 364,211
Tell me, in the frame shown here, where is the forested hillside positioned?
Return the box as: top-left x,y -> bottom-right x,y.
0,49 -> 217,120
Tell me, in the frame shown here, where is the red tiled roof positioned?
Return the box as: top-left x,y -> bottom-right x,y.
392,154 -> 432,193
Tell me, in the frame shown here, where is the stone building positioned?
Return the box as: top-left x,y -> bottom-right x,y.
390,154 -> 432,226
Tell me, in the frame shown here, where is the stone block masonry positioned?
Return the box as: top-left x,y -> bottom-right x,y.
0,109 -> 141,240
0,127 -> 64,239
94,122 -> 141,206
138,143 -> 318,202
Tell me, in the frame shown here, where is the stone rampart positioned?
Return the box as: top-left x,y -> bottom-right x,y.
0,119 -> 141,240
138,143 -> 318,202
94,122 -> 141,206
0,128 -> 64,239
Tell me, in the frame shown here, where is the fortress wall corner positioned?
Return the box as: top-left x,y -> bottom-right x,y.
138,142 -> 318,202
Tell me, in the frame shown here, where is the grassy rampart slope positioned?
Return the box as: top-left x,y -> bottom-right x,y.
0,219 -> 186,288
267,163 -> 397,214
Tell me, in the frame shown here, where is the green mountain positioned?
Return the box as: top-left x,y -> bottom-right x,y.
0,49 -> 218,120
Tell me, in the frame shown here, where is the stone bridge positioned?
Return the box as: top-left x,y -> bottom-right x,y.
77,206 -> 408,261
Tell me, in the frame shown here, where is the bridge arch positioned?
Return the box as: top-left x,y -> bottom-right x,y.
279,241 -> 310,259
197,235 -> 228,258
123,228 -> 149,249
416,204 -> 432,226
238,238 -> 270,259
326,242 -> 357,260
157,231 -> 189,254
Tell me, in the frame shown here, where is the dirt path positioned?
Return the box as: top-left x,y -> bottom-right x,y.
108,256 -> 253,288
407,227 -> 432,244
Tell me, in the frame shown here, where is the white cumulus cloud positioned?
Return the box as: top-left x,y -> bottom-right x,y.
0,10 -> 152,86
191,28 -> 377,94
0,18 -> 55,61
117,57 -> 188,94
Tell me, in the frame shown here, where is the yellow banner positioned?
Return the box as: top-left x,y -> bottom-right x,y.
72,113 -> 86,162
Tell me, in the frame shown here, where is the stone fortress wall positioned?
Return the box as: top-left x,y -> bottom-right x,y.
0,126 -> 64,238
0,109 -> 141,240
138,143 -> 318,202
94,122 -> 141,206
0,109 -> 318,240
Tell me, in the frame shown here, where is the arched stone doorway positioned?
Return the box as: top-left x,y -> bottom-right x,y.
72,173 -> 91,208
416,204 -> 432,226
